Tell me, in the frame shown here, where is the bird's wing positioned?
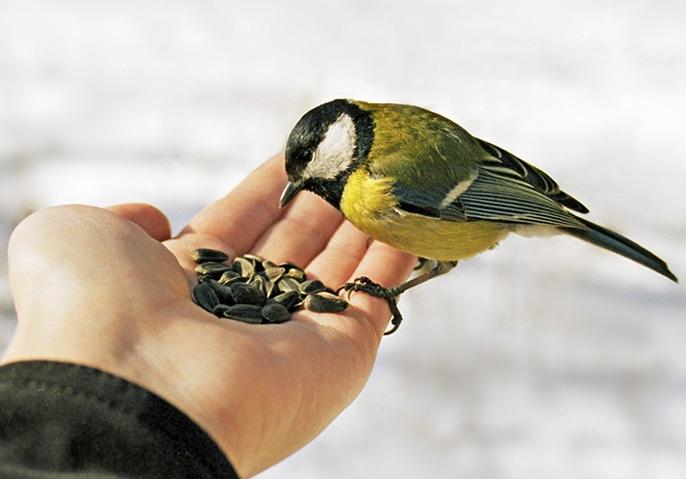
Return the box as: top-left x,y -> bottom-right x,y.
453,168 -> 584,228
390,139 -> 587,229
475,138 -> 589,214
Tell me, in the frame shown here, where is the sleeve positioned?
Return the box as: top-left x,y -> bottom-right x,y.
0,360 -> 239,479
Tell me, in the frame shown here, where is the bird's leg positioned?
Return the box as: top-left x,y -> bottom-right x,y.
338,260 -> 458,335
414,257 -> 433,271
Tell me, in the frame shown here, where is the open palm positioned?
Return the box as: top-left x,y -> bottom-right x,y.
2,155 -> 415,477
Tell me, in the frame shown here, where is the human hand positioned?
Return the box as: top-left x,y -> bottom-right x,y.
1,155 -> 416,477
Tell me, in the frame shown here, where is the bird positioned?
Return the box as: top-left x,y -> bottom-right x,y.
279,99 -> 678,334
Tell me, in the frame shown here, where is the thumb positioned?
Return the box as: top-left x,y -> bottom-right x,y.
107,203 -> 172,241
7,204 -> 185,325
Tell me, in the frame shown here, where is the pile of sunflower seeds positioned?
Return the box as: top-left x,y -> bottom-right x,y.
191,248 -> 348,325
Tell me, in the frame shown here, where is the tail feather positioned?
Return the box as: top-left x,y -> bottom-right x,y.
564,216 -> 678,283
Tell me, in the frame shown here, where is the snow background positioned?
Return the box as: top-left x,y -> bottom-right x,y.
1,1 -> 685,477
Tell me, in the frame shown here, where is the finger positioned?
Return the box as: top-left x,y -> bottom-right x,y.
251,193 -> 343,266
180,154 -> 287,253
305,221 -> 371,286
346,241 -> 416,334
107,203 -> 172,241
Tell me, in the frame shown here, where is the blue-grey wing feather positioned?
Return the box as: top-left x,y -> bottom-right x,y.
392,138 -> 587,229
458,169 -> 583,228
476,138 -> 589,214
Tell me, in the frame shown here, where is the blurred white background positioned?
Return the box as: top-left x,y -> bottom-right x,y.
1,0 -> 685,477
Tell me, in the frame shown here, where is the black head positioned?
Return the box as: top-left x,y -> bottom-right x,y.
281,99 -> 373,208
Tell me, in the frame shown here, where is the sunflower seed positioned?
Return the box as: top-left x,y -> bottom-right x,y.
263,277 -> 277,298
303,292 -> 348,313
223,304 -> 263,323
249,275 -> 267,296
277,276 -> 301,294
268,290 -> 301,311
283,267 -> 306,281
193,247 -> 347,327
228,282 -> 266,305
205,279 -> 233,304
195,262 -> 232,277
249,256 -> 267,273
212,304 -> 231,316
242,253 -> 264,264
263,266 -> 286,282
261,303 -> 291,323
192,282 -> 219,312
218,270 -> 244,285
191,248 -> 230,264
299,279 -> 327,295
261,259 -> 278,270
232,257 -> 255,278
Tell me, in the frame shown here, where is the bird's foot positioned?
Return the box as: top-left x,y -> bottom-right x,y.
338,276 -> 404,335
414,257 -> 442,274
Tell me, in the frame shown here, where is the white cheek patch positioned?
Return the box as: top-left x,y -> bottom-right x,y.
303,113 -> 356,180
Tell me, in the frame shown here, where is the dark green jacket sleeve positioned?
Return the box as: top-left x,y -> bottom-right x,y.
0,361 -> 238,478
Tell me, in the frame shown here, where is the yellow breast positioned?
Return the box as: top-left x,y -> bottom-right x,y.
340,169 -> 510,261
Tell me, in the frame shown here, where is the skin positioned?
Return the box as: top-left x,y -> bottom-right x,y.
1,154 -> 416,477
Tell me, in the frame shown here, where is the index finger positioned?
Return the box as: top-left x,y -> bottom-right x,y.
180,154 -> 288,254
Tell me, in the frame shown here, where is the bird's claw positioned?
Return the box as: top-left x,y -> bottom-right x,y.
338,276 -> 404,335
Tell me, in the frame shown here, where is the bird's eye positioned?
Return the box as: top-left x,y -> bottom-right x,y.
296,148 -> 312,164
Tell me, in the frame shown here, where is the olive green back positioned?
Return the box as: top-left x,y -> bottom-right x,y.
353,101 -> 483,193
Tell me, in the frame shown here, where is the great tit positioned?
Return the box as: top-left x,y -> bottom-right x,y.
279,99 -> 678,333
